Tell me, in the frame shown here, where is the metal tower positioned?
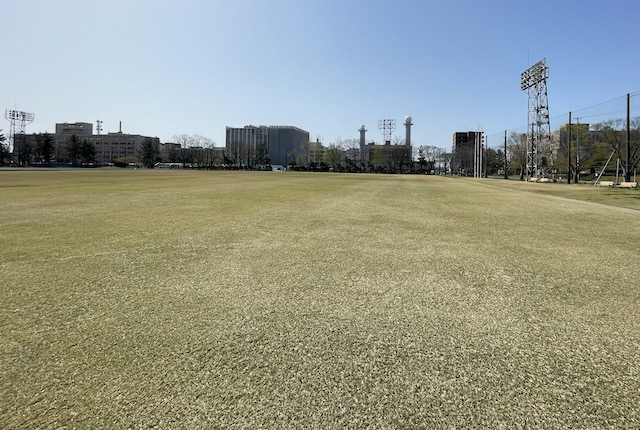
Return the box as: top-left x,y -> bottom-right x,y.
5,109 -> 34,153
521,59 -> 551,180
378,119 -> 396,145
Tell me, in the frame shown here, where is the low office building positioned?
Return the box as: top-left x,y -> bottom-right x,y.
91,132 -> 159,166
56,122 -> 159,165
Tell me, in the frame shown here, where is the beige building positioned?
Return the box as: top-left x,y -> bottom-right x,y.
91,132 -> 159,166
53,122 -> 159,165
307,139 -> 325,165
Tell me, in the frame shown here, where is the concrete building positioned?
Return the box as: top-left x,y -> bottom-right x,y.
268,126 -> 310,167
225,125 -> 269,167
452,131 -> 483,175
54,122 -> 93,162
53,122 -> 160,165
356,117 -> 413,172
307,139 -> 325,166
225,125 -> 310,167
159,142 -> 181,163
364,141 -> 412,172
24,122 -> 159,165
90,132 -> 159,166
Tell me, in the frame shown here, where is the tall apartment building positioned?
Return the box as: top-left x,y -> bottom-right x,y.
452,131 -> 483,175
225,125 -> 269,166
225,125 -> 310,167
268,126 -> 310,166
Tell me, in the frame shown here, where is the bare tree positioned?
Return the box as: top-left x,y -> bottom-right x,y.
0,130 -> 10,166
172,134 -> 216,168
323,140 -> 343,171
417,145 -> 427,171
561,123 -> 594,182
507,131 -> 527,180
342,138 -> 360,171
193,135 -> 216,168
229,138 -> 245,168
592,117 -> 640,179
172,134 -> 195,148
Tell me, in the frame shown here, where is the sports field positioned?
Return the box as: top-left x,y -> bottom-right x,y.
1,169 -> 639,428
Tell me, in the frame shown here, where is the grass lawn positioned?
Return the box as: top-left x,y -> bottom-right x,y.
1,169 -> 639,428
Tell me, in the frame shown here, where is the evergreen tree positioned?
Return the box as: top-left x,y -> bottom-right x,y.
34,132 -> 55,164
80,139 -> 96,164
141,138 -> 160,168
66,135 -> 81,165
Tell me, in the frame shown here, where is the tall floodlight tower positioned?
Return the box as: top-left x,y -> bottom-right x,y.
5,109 -> 35,153
520,59 -> 551,180
404,116 -> 412,147
378,119 -> 396,145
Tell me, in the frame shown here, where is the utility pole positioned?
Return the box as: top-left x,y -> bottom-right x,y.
567,112 -> 572,184
504,130 -> 508,179
483,135 -> 487,178
626,93 -> 631,182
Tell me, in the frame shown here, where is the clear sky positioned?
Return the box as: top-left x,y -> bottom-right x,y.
2,0 -> 639,150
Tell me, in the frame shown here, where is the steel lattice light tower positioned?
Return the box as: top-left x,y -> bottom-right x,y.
378,119 -> 396,145
521,59 -> 550,180
5,109 -> 35,153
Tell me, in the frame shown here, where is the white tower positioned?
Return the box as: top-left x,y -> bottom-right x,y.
359,124 -> 367,168
404,116 -> 413,147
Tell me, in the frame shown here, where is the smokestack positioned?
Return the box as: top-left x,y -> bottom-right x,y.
404,116 -> 412,147
119,121 -> 122,133
359,124 -> 367,168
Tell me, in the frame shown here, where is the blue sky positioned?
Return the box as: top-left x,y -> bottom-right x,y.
2,0 -> 639,149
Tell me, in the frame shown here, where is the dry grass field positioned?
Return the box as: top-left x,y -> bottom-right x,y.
1,169 -> 639,428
